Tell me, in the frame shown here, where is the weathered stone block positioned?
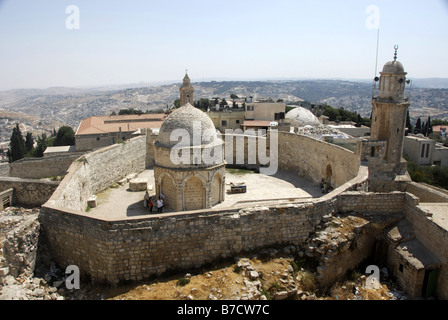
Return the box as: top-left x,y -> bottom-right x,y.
129,179 -> 148,191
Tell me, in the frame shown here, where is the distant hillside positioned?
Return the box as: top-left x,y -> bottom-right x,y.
0,79 -> 447,143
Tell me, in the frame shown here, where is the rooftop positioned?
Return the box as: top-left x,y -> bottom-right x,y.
75,114 -> 166,136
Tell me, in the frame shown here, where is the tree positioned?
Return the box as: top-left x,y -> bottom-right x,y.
8,123 -> 26,163
414,117 -> 422,134
427,116 -> 433,136
406,110 -> 413,134
219,98 -> 228,108
421,121 -> 428,136
25,132 -> 34,153
32,134 -> 48,158
54,126 -> 75,146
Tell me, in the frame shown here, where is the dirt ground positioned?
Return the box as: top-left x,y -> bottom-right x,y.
68,253 -> 404,301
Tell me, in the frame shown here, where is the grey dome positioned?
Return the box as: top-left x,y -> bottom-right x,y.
286,107 -> 320,127
158,103 -> 218,148
381,60 -> 405,74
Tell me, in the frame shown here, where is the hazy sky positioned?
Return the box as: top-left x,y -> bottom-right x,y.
0,0 -> 447,90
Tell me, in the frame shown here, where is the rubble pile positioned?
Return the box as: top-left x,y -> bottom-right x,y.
296,125 -> 349,138
0,207 -> 68,300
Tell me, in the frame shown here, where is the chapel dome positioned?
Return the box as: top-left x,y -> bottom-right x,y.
381,60 -> 405,74
158,103 -> 219,148
285,106 -> 320,127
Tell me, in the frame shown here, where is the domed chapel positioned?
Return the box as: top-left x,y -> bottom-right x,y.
153,73 -> 226,211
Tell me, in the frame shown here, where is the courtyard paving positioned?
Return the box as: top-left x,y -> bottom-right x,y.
87,168 -> 324,221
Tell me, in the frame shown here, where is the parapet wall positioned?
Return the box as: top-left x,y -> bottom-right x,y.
46,135 -> 147,212
40,199 -> 336,284
277,132 -> 360,187
405,182 -> 448,203
0,177 -> 59,208
8,154 -> 82,179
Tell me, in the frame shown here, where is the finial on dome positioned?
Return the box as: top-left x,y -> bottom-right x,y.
393,45 -> 399,61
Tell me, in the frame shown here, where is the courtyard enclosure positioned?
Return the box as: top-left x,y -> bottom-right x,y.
40,126 -> 371,285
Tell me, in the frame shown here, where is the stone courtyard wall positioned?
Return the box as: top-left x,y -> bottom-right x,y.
40,198 -> 336,284
8,154 -> 82,179
46,136 -> 147,212
0,177 -> 59,208
277,132 -> 360,187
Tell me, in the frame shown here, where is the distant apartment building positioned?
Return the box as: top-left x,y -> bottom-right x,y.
208,107 -> 245,132
403,134 -> 436,166
208,98 -> 286,132
75,113 -> 166,151
434,142 -> 448,167
433,125 -> 448,139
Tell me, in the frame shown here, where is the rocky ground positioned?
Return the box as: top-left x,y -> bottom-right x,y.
0,206 -> 410,301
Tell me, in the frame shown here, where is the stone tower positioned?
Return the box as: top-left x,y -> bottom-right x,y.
366,46 -> 411,189
180,72 -> 194,106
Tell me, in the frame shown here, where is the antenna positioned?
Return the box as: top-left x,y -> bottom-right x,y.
372,28 -> 380,100
374,28 -> 380,77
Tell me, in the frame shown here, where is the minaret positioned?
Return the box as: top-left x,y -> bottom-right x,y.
180,71 -> 194,106
369,46 -> 411,181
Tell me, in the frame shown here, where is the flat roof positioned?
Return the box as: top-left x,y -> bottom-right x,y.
76,114 -> 167,136
243,120 -> 273,127
44,146 -> 77,154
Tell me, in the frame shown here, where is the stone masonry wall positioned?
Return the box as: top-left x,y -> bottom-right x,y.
404,197 -> 448,300
337,191 -> 407,214
405,182 -> 448,203
277,132 -> 360,187
0,177 -> 59,208
46,136 -> 146,212
39,199 -> 336,284
8,154 -> 82,179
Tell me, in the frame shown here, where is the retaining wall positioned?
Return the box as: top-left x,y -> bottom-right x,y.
0,177 -> 59,208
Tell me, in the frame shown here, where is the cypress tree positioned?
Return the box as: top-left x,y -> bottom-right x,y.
25,132 -> 34,153
414,117 -> 422,134
8,123 -> 26,163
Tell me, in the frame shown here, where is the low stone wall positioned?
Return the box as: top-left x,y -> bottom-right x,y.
0,163 -> 10,177
9,154 -> 82,179
40,199 -> 336,284
0,177 -> 59,208
337,191 -> 407,214
405,182 -> 448,203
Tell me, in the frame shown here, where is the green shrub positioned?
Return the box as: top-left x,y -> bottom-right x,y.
176,277 -> 190,286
